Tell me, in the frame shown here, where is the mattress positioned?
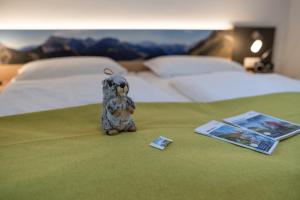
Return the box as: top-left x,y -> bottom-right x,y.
170,71 -> 300,102
0,74 -> 183,117
1,93 -> 300,200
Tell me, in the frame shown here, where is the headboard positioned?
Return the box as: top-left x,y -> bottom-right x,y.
0,30 -> 233,67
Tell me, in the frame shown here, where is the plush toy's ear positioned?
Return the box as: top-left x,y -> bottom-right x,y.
103,78 -> 113,87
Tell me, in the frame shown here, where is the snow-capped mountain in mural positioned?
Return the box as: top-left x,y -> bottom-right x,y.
0,30 -> 232,64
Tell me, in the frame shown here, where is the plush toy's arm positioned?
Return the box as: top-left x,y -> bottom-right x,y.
106,99 -> 118,114
126,97 -> 135,114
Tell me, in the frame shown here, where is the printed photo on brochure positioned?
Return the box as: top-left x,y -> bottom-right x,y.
224,111 -> 300,140
195,121 -> 278,155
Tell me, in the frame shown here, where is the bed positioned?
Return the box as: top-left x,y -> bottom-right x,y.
1,56 -> 300,200
2,28 -> 300,200
1,93 -> 300,200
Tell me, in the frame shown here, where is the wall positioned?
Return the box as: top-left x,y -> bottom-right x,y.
0,0 -> 290,68
279,0 -> 300,79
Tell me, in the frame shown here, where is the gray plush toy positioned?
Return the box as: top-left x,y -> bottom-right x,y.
101,68 -> 136,135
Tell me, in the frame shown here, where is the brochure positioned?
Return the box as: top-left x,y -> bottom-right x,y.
195,120 -> 278,155
224,111 -> 300,140
150,136 -> 173,150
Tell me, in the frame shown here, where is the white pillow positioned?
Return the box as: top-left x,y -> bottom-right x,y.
17,56 -> 127,80
144,55 -> 244,78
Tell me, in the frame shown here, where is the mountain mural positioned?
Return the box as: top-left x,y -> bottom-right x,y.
0,30 -> 233,64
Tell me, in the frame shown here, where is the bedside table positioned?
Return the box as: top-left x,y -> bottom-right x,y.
0,64 -> 23,92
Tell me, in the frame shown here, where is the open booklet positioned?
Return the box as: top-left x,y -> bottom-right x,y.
224,111 -> 300,141
195,120 -> 278,155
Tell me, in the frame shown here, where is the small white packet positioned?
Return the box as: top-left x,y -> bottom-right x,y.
150,136 -> 173,150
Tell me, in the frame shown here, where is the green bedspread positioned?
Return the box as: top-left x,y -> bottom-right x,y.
0,93 -> 300,200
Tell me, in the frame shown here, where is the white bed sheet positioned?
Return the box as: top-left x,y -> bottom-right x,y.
170,71 -> 300,102
0,74 -> 182,117
133,71 -> 192,101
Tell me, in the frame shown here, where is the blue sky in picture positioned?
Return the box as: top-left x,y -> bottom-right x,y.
0,30 -> 212,49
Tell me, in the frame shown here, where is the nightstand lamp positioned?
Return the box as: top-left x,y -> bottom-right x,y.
233,26 -> 275,73
250,31 -> 263,53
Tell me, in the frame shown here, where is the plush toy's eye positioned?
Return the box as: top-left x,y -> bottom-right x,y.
107,80 -> 113,87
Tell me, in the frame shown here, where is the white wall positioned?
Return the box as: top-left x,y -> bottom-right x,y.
0,0 -> 290,68
279,0 -> 300,79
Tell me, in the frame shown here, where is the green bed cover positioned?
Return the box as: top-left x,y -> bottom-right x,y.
0,93 -> 300,200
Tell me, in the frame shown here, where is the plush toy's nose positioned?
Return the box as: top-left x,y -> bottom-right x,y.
120,83 -> 126,88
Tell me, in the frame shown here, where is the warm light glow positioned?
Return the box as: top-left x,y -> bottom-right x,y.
0,20 -> 233,30
250,39 -> 263,53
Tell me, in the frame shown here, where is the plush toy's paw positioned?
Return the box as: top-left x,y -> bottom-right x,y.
126,97 -> 135,109
128,106 -> 134,114
107,129 -> 119,136
127,126 -> 136,132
